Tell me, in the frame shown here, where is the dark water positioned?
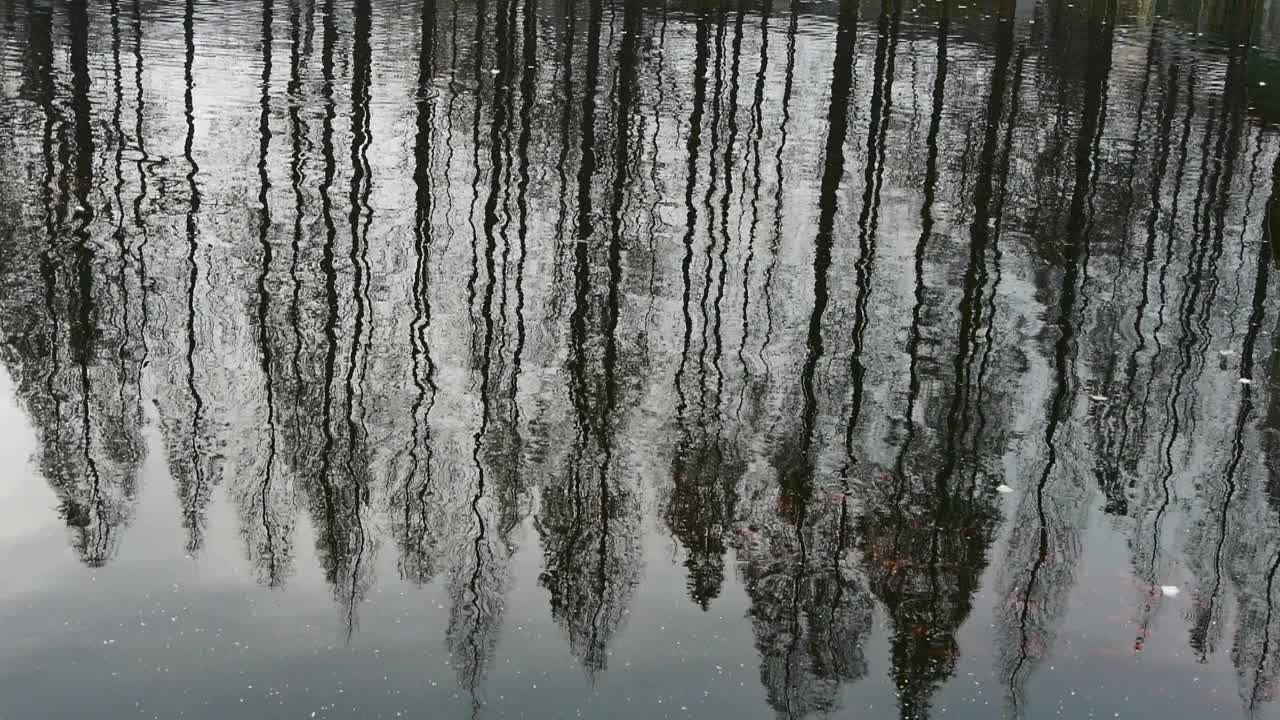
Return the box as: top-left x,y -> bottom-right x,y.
2,0 -> 1280,717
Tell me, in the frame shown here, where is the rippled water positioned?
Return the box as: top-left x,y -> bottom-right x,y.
2,0 -> 1280,717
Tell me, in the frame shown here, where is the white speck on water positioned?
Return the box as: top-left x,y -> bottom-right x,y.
996,484 -> 1013,494
1089,394 -> 1108,402
1240,378 -> 1254,385
1161,585 -> 1180,597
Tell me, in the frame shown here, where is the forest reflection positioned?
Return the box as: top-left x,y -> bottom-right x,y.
2,0 -> 1280,716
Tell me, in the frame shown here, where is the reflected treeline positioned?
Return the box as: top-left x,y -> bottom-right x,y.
3,0 -> 1280,716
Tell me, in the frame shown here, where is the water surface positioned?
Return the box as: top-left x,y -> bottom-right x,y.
2,0 -> 1280,717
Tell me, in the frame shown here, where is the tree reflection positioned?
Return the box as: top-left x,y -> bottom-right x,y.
537,0 -> 643,676
0,0 -> 145,568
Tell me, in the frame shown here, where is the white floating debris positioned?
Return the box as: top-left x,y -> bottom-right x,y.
996,484 -> 1014,494
1240,378 -> 1254,385
1160,585 -> 1180,597
1089,394 -> 1108,402
1219,349 -> 1235,357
